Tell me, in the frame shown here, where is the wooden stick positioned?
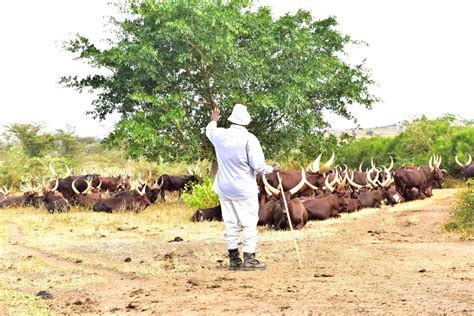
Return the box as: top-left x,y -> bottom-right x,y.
277,172 -> 303,269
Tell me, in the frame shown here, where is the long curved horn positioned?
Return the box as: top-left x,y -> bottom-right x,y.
324,169 -> 339,192
187,167 -> 193,175
155,178 -> 164,190
347,171 -> 363,190
263,183 -> 273,197
320,152 -> 335,174
95,180 -> 102,190
371,157 -> 377,170
138,173 -> 145,186
367,170 -> 379,188
381,168 -> 392,188
85,179 -> 92,194
20,184 -> 29,193
387,156 -> 394,171
307,163 -> 315,173
289,167 -> 306,195
51,178 -> 59,192
72,179 -> 81,195
312,154 -> 322,174
435,154 -> 442,168
135,184 -> 143,196
49,162 -> 57,177
324,175 -> 334,192
455,155 -> 464,167
467,154 -> 472,166
65,165 -> 72,177
359,161 -> 364,172
429,155 -> 434,171
262,174 -> 280,196
33,184 -> 43,193
304,177 -> 318,191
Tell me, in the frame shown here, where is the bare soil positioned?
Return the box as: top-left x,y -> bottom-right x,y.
3,189 -> 473,314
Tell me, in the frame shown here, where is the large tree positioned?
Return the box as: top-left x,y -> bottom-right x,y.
61,0 -> 378,162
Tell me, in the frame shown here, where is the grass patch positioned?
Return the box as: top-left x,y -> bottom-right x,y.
445,189 -> 474,238
0,289 -> 53,316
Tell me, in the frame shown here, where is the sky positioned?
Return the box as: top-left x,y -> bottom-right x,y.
0,0 -> 473,138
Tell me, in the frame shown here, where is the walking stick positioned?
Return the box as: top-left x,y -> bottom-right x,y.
276,172 -> 303,269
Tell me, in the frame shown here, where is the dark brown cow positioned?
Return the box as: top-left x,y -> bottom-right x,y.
341,197 -> 361,212
42,191 -> 70,213
269,192 -> 308,230
456,154 -> 474,181
70,179 -> 102,208
191,205 -> 222,222
302,194 -> 341,220
156,174 -> 202,201
355,187 -> 384,208
393,168 -> 428,200
0,185 -> 42,208
93,186 -> 150,213
0,186 -> 12,201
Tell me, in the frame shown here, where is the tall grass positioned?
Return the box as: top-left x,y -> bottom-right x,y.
445,189 -> 474,237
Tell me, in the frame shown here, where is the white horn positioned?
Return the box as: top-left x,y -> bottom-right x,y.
467,154 -> 472,166
289,167 -> 306,195
320,151 -> 335,174
455,155 -> 464,167
312,154 -> 322,174
387,156 -> 394,171
72,179 -> 81,195
65,165 -> 72,177
347,171 -> 363,190
262,174 -> 280,196
49,162 -> 57,177
359,161 -> 364,172
429,155 -> 434,171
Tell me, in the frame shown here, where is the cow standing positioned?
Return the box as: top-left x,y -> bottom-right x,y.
156,174 -> 202,201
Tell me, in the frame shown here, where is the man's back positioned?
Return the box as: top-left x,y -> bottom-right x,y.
207,123 -> 258,200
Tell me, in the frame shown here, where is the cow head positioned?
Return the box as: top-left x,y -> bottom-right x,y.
429,154 -> 445,188
455,154 -> 473,179
191,209 -> 205,222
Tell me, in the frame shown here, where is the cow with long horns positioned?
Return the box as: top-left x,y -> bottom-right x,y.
93,184 -> 151,213
455,154 -> 474,181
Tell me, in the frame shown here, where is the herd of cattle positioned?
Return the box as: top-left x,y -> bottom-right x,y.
0,153 -> 473,230
191,153 -> 474,230
0,164 -> 201,213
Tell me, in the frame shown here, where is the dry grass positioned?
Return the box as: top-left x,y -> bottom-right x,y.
0,289 -> 53,316
0,188 -> 461,311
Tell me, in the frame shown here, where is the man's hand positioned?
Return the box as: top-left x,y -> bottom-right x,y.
211,107 -> 221,123
272,162 -> 281,172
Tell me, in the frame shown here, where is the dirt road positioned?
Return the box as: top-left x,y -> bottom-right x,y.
2,189 -> 473,314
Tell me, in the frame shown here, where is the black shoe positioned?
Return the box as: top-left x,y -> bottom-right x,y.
241,252 -> 267,270
228,249 -> 242,270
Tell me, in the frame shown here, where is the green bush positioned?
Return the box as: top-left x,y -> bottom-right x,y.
182,177 -> 219,210
336,115 -> 474,177
445,189 -> 474,237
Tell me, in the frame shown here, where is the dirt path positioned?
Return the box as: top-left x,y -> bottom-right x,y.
6,190 -> 474,314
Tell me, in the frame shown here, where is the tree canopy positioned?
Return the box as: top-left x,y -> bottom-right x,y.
61,0 -> 378,162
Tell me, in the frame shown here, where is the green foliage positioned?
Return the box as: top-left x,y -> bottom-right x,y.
2,123 -> 86,158
62,0 -> 377,162
0,146 -> 77,187
445,189 -> 474,237
337,115 -> 474,176
3,123 -> 53,157
182,177 -> 219,209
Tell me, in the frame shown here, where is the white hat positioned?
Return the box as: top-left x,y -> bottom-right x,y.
228,103 -> 251,126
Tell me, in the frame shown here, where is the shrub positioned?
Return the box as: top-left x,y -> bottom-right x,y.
182,177 -> 219,210
445,189 -> 474,237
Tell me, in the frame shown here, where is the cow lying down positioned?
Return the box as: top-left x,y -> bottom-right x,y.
191,205 -> 222,222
